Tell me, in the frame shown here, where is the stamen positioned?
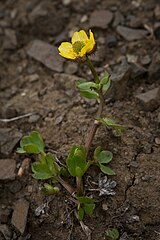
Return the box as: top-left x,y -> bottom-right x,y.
72,41 -> 85,54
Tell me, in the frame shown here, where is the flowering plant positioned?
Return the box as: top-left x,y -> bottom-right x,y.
17,30 -> 124,228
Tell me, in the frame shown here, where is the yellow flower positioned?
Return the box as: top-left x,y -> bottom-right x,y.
58,30 -> 96,62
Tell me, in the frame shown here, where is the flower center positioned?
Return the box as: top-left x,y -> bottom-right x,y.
72,41 -> 85,54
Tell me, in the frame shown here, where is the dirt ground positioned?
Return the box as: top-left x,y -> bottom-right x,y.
0,0 -> 160,239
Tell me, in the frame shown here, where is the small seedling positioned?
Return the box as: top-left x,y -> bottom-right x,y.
17,30 -> 124,221
105,228 -> 120,240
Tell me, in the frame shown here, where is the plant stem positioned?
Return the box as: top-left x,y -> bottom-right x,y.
76,176 -> 83,196
85,58 -> 104,157
56,176 -> 75,195
86,58 -> 99,84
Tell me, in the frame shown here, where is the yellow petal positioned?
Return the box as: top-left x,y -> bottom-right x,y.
58,42 -> 77,59
89,29 -> 95,45
71,30 -> 89,44
80,41 -> 94,56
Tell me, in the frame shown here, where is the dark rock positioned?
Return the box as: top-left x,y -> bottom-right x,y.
89,10 -> 113,29
28,3 -> 48,23
0,224 -> 12,240
127,15 -> 142,28
11,199 -> 29,234
90,46 -> 106,64
108,60 -> 131,100
135,87 -> 160,111
8,181 -> 22,193
154,22 -> 160,40
0,128 -> 22,155
26,40 -> 64,72
148,51 -> 160,81
130,62 -> 148,79
0,208 -> 11,224
0,159 -> 16,180
116,25 -> 148,41
106,35 -> 117,48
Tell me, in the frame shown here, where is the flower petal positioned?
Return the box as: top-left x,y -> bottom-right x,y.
72,30 -> 89,44
89,29 -> 95,45
80,41 -> 94,56
58,42 -> 77,59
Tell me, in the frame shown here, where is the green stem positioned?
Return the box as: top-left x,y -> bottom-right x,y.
85,58 -> 104,157
86,58 -> 99,84
76,176 -> 83,196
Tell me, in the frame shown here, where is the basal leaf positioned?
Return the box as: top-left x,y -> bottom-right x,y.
78,207 -> 84,221
105,228 -> 119,240
97,117 -> 125,134
97,150 -> 113,164
99,164 -> 116,175
100,71 -> 110,85
83,203 -> 95,215
94,146 -> 102,160
76,196 -> 95,204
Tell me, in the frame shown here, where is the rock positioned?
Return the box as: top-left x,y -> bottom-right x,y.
140,55 -> 151,66
112,10 -> 124,27
154,5 -> 160,21
106,35 -> 117,48
127,54 -> 138,63
135,87 -> 160,111
64,62 -> 78,75
3,29 -> 17,49
155,137 -> 160,145
90,46 -> 106,64
28,114 -> 40,123
89,10 -> 113,29
157,112 -> 160,123
127,15 -> 142,28
62,0 -> 71,5
0,128 -> 22,155
11,199 -> 29,234
0,224 -> 12,240
108,60 -> 131,100
80,14 -> 88,23
130,62 -> 147,79
148,51 -> 160,81
154,22 -> 160,40
0,208 -> 11,224
28,3 -> 48,23
0,159 -> 16,180
8,180 -> 22,193
116,25 -> 148,41
26,40 -> 64,72
27,74 -> 39,82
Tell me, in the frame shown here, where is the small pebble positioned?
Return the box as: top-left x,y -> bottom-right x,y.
155,137 -> 160,145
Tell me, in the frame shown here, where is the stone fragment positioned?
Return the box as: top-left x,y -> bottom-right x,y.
0,224 -> 12,240
26,40 -> 64,72
130,62 -> 147,79
155,137 -> 160,145
64,62 -> 78,75
108,60 -> 131,100
154,5 -> 160,21
8,180 -> 22,193
28,114 -> 40,123
27,74 -> 39,82
106,35 -> 117,48
90,46 -> 106,64
11,199 -> 29,234
0,208 -> 11,224
112,11 -> 124,27
154,23 -> 160,40
116,25 -> 148,41
135,87 -> 160,111
0,128 -> 22,155
3,29 -> 17,49
140,55 -> 151,66
0,159 -> 16,180
28,3 -> 48,23
89,10 -> 113,29
148,51 -> 160,81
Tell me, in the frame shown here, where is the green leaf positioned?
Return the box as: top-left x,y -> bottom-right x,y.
41,183 -> 60,195
76,80 -> 99,99
99,164 -> 116,175
100,71 -> 110,85
97,151 -> 113,164
78,207 -> 84,221
32,154 -> 57,179
76,196 -> 95,204
18,131 -> 44,154
94,146 -> 102,160
66,145 -> 88,177
84,203 -> 95,215
105,228 -> 119,240
97,118 -> 125,135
